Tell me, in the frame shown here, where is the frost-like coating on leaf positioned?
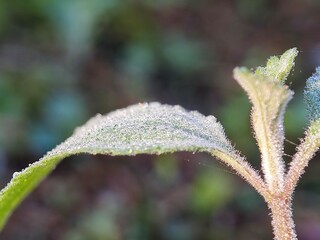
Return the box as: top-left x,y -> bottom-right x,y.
304,67 -> 320,122
0,102 -> 263,230
289,67 -> 320,193
234,49 -> 296,192
255,48 -> 298,83
49,102 -> 234,156
286,119 -> 320,196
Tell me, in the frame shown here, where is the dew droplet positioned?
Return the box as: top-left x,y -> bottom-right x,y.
13,172 -> 20,178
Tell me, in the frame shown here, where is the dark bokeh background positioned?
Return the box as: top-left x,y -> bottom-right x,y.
0,0 -> 320,239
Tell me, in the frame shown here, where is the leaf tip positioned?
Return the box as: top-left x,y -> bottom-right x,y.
255,47 -> 298,83
304,66 -> 320,122
233,66 -> 250,78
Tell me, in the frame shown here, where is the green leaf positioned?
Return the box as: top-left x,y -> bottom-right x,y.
286,68 -> 320,194
255,48 -> 298,83
286,119 -> 320,195
304,67 -> 320,122
0,102 -> 264,230
234,48 -> 297,193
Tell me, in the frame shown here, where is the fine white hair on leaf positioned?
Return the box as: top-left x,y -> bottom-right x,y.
304,67 -> 320,122
0,102 -> 266,230
255,48 -> 298,83
233,48 -> 298,193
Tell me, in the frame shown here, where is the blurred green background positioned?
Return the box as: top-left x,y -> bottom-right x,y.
0,0 -> 320,239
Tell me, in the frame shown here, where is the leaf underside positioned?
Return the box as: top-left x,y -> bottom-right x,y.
233,48 -> 297,192
0,102 -> 243,230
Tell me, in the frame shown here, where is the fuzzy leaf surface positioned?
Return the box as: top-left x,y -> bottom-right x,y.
255,48 -> 298,83
234,48 -> 297,192
286,119 -> 320,194
0,102 -> 259,230
304,67 -> 320,122
286,68 -> 320,193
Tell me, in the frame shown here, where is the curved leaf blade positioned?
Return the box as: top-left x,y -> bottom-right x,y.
50,102 -> 235,156
286,67 -> 320,194
286,119 -> 320,195
233,49 -> 297,193
0,102 -> 264,230
304,66 -> 320,122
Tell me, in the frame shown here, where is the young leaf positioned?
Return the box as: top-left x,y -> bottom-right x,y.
286,67 -> 320,194
285,119 -> 320,195
0,102 -> 266,230
233,48 -> 297,193
304,67 -> 320,122
255,48 -> 298,83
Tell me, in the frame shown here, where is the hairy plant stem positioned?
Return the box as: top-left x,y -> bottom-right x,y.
268,196 -> 297,240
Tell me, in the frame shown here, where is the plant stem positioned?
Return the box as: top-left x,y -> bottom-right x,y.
269,196 -> 297,240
